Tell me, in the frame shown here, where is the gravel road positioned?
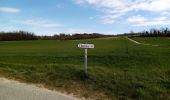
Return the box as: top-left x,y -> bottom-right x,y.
0,77 -> 77,100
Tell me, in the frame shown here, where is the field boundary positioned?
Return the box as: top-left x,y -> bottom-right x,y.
126,37 -> 160,47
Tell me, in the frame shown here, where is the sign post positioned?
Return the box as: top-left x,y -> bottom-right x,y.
84,48 -> 87,74
78,43 -> 94,74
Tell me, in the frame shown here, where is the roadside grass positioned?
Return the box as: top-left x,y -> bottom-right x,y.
0,37 -> 170,100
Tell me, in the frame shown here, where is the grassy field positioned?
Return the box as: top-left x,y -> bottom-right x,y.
132,37 -> 170,46
0,37 -> 170,100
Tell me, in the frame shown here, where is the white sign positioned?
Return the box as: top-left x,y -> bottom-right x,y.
78,44 -> 94,49
78,43 -> 95,74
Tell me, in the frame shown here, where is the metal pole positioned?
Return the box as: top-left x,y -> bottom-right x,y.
84,48 -> 88,74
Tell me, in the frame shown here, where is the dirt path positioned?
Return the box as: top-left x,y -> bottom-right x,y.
126,37 -> 141,44
126,37 -> 159,47
0,77 -> 78,100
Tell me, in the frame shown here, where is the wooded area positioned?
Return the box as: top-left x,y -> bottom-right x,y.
0,31 -> 113,41
0,27 -> 170,41
124,27 -> 170,37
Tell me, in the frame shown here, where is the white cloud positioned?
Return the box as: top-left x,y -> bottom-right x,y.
0,7 -> 20,13
127,16 -> 170,26
127,15 -> 147,25
161,11 -> 170,16
101,13 -> 125,24
74,0 -> 170,24
16,19 -> 63,28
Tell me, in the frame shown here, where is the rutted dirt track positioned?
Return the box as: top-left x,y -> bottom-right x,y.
0,77 -> 77,100
126,37 -> 160,46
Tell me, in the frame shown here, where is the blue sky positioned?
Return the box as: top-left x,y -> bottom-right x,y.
0,0 -> 170,35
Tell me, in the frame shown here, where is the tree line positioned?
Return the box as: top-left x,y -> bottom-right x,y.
0,31 -> 114,41
1,27 -> 170,41
122,27 -> 170,37
138,28 -> 170,37
0,31 -> 37,41
39,33 -> 111,40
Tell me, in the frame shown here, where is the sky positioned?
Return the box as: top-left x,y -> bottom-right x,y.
0,0 -> 170,35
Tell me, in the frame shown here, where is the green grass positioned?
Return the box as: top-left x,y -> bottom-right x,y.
0,37 -> 170,100
132,37 -> 170,46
